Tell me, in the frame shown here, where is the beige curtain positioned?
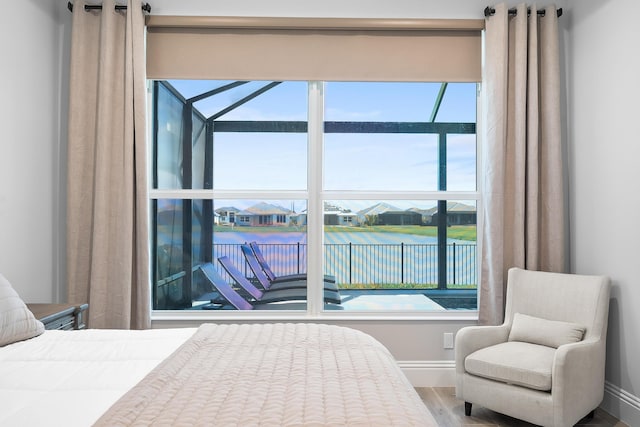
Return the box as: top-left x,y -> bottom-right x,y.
480,3 -> 565,325
67,0 -> 149,329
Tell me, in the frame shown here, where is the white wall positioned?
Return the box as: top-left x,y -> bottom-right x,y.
149,0 -> 565,19
149,0 -> 484,19
0,0 -> 66,303
567,0 -> 640,424
6,2 -> 638,421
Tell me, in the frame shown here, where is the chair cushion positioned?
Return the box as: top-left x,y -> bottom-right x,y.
465,341 -> 555,391
0,273 -> 44,347
509,312 -> 585,348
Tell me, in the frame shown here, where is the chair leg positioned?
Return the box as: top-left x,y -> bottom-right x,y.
464,402 -> 472,416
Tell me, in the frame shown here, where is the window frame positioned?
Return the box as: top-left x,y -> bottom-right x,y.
147,17 -> 484,320
149,80 -> 482,320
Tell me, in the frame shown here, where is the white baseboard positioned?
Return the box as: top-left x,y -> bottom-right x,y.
601,381 -> 640,427
399,360 -> 456,387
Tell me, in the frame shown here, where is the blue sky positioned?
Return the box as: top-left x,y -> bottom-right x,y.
169,80 -> 476,122
163,80 -> 477,212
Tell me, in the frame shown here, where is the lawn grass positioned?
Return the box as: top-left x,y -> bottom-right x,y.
213,224 -> 476,241
213,225 -> 305,233
324,225 -> 477,241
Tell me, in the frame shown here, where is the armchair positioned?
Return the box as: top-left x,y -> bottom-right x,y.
455,267 -> 611,427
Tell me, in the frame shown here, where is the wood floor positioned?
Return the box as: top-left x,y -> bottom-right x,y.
415,387 -> 629,427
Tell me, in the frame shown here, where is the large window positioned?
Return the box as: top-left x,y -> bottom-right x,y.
150,80 -> 478,313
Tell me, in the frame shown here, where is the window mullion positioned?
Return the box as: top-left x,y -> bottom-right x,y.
437,133 -> 448,290
307,81 -> 324,315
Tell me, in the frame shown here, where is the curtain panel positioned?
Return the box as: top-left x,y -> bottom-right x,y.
67,0 -> 149,329
480,3 -> 565,325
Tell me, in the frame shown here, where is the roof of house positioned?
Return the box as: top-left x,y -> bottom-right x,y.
414,202 -> 476,216
215,206 -> 240,214
358,202 -> 401,216
245,202 -> 292,215
379,210 -> 422,216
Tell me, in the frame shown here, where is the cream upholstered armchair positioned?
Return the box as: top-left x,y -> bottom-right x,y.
455,268 -> 611,427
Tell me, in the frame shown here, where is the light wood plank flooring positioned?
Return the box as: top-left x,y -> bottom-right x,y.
415,387 -> 629,427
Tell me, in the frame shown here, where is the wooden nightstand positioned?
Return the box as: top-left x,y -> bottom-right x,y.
26,303 -> 89,330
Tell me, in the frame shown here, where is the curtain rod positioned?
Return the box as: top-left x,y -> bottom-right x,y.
67,2 -> 151,13
484,6 -> 563,17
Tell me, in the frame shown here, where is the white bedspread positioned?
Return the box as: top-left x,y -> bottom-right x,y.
0,328 -> 196,427
1,324 -> 436,426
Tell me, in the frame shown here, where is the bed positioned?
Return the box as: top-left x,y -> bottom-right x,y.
1,275 -> 437,426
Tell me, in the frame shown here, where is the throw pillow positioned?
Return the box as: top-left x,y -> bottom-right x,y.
508,312 -> 585,348
0,273 -> 44,347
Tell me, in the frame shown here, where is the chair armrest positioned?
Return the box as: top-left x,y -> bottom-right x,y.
455,325 -> 510,374
552,339 -> 607,419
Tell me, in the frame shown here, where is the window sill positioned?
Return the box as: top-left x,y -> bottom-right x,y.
151,309 -> 479,323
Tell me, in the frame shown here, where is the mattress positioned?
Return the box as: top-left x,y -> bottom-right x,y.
1,324 -> 436,426
0,328 -> 196,426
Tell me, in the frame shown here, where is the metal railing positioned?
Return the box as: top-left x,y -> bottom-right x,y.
154,241 -> 477,308
210,242 -> 476,287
